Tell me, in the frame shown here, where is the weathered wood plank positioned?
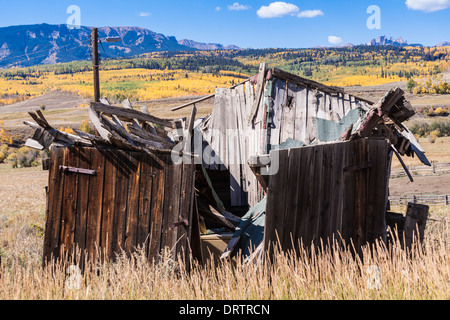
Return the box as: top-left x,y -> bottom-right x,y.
248,62 -> 266,125
100,150 -> 117,261
137,154 -> 154,253
85,148 -> 106,262
293,85 -> 307,143
148,154 -> 166,262
110,150 -> 130,258
404,203 -> 429,250
60,147 -> 79,260
124,153 -> 142,255
43,147 -> 66,264
310,144 -> 324,246
176,161 -> 195,264
74,147 -> 91,267
281,147 -> 302,251
92,102 -> 174,128
353,139 -> 369,252
264,148 -> 289,254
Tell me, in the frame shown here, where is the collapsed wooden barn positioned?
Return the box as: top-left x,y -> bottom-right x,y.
25,63 -> 430,267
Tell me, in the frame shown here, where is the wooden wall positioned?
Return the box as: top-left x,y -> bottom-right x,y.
43,146 -> 196,267
264,138 -> 390,254
202,70 -> 373,208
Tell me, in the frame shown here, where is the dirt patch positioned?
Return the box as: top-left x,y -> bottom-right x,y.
0,165 -> 47,216
389,173 -> 450,196
0,90 -> 89,115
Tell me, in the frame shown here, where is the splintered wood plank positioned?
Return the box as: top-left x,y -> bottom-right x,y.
228,88 -> 242,206
148,154 -> 166,262
281,82 -> 296,144
248,62 -> 266,125
43,147 -> 66,264
100,151 -> 117,261
85,148 -> 106,262
74,147 -> 91,267
305,88 -> 317,144
60,147 -> 79,260
270,78 -> 285,147
293,85 -> 307,143
124,152 -> 142,255
91,102 -> 174,128
137,154 -> 154,253
110,150 -> 130,258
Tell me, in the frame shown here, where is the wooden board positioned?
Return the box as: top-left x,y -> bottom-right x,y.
43,147 -> 196,268
264,139 -> 390,254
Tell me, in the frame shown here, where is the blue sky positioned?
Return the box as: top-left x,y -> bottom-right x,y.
0,0 -> 449,48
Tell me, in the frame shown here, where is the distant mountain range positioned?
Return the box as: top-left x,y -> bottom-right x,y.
366,36 -> 423,47
177,39 -> 241,51
0,23 -> 241,69
0,24 -> 448,69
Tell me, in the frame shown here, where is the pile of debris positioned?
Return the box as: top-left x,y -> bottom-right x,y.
25,98 -> 180,155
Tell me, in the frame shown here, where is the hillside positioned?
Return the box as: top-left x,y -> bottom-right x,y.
0,24 -> 243,69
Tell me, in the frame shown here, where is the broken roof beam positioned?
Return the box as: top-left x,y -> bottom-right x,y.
248,62 -> 266,125
91,102 -> 174,128
88,105 -> 172,154
24,111 -> 92,149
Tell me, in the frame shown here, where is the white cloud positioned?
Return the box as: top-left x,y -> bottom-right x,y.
405,0 -> 450,12
328,35 -> 343,45
228,2 -> 251,11
257,2 -> 299,18
215,6 -> 221,12
297,9 -> 324,18
139,12 -> 151,17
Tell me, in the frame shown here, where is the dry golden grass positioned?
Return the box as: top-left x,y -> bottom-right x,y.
0,165 -> 449,300
0,231 -> 448,300
391,137 -> 450,169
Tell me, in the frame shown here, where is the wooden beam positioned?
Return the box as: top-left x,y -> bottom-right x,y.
248,62 -> 266,125
91,102 -> 174,128
404,203 -> 429,250
391,145 -> 414,183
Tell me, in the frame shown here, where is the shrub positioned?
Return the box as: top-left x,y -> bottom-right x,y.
7,152 -> 18,168
79,120 -> 95,135
0,144 -> 9,163
17,147 -> 40,168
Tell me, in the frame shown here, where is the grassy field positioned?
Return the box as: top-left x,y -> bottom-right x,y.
0,163 -> 448,300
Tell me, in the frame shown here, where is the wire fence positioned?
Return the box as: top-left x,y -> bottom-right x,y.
390,162 -> 450,179
389,193 -> 450,206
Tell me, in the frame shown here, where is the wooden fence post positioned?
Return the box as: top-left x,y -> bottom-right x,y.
404,203 -> 429,250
